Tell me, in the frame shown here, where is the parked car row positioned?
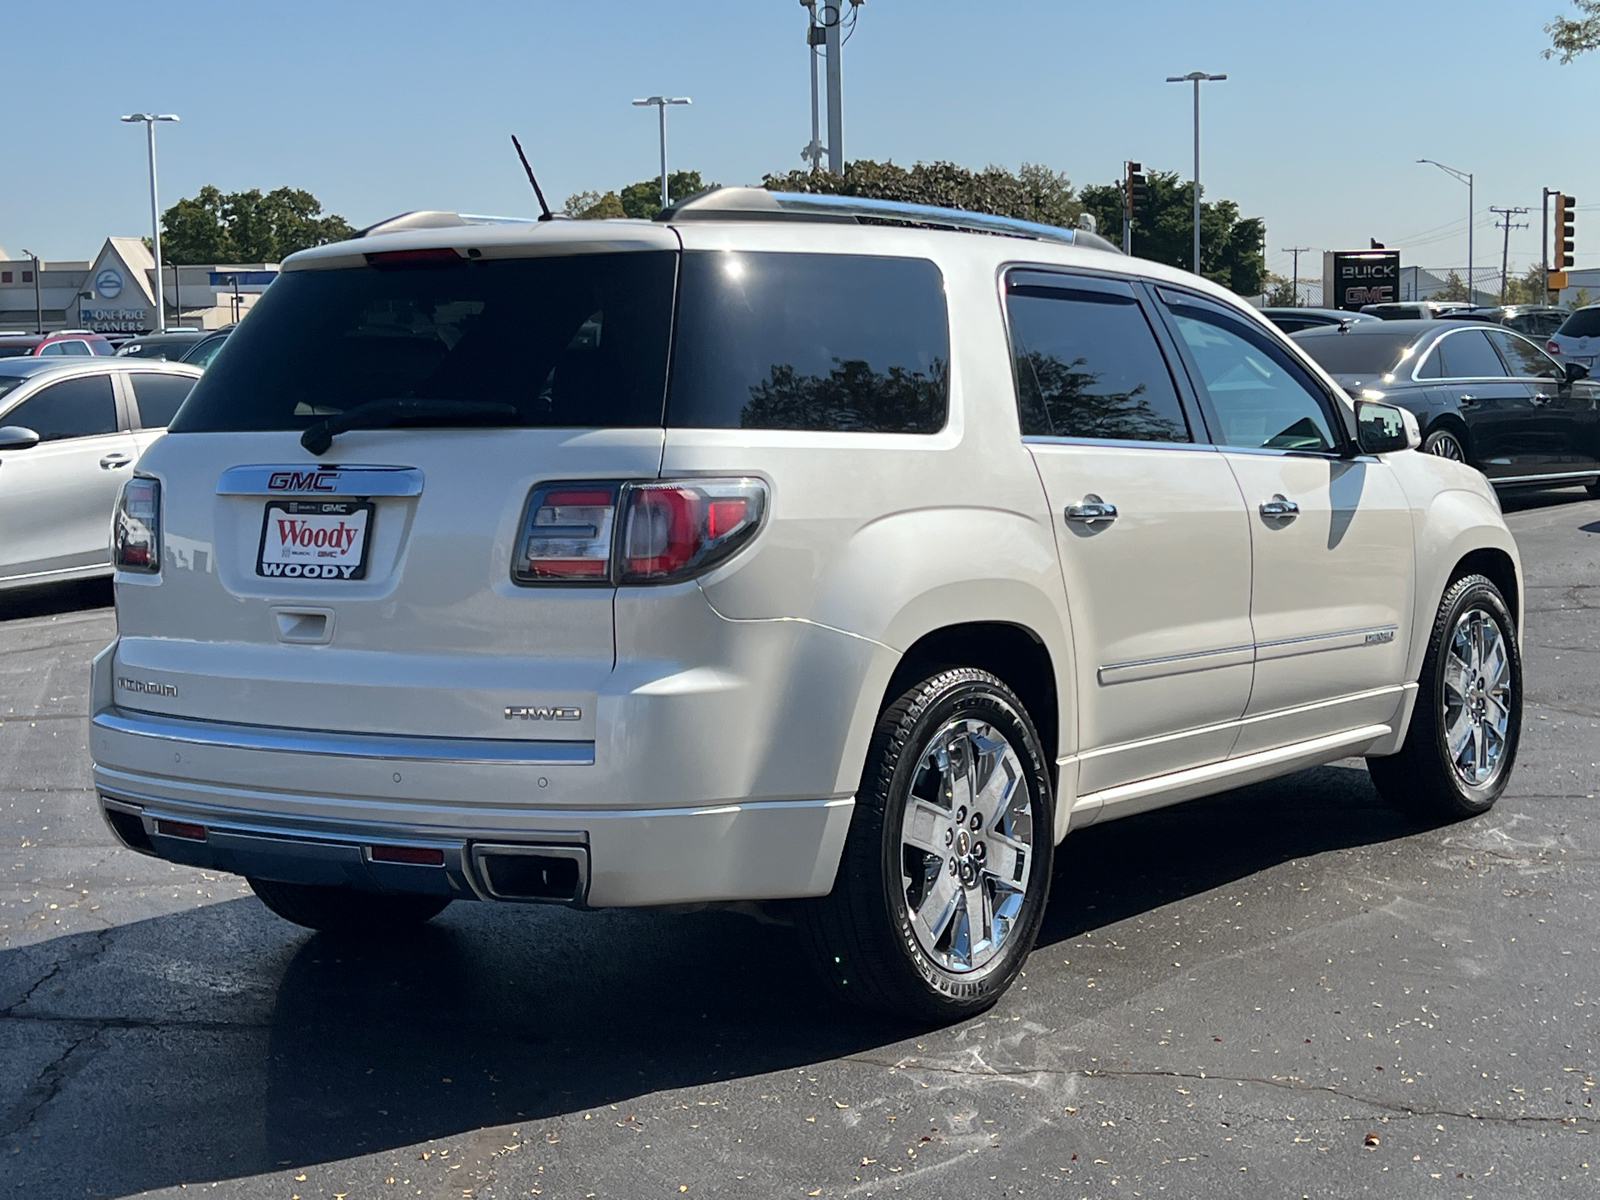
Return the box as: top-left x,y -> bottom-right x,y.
0,330 -> 115,358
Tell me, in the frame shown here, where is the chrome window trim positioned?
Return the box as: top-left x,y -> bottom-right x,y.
93,708 -> 594,765
1021,435 -> 1216,453
1409,326 -> 1511,384
216,464 -> 425,497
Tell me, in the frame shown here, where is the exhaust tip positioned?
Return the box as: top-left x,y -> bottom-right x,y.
472,844 -> 588,904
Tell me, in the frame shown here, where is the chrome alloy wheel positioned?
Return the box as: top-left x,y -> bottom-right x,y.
899,718 -> 1034,973
1442,608 -> 1513,786
1428,431 -> 1466,462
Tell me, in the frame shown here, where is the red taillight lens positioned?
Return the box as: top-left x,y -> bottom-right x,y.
112,476 -> 161,574
155,819 -> 206,841
620,478 -> 767,583
513,481 -> 620,583
1548,340 -> 1562,354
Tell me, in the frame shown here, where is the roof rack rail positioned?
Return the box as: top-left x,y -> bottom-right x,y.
357,210 -> 540,238
656,187 -> 1122,253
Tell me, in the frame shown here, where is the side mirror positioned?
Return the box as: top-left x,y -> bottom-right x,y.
0,425 -> 40,451
1565,361 -> 1590,385
1355,401 -> 1419,455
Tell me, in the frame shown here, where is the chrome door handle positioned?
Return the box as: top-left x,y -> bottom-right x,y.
1064,495 -> 1118,524
1532,393 -> 1552,405
1457,394 -> 1478,408
1259,494 -> 1300,520
99,453 -> 131,470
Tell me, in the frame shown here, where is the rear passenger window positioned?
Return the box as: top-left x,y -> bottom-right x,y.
668,252 -> 948,433
1435,330 -> 1509,379
130,373 -> 197,428
1005,273 -> 1189,442
2,375 -> 118,441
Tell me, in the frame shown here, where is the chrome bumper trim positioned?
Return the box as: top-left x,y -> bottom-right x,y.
93,707 -> 594,766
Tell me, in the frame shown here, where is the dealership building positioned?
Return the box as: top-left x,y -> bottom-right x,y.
0,237 -> 276,334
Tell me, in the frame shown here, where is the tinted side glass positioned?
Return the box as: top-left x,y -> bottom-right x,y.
2,375 -> 118,441
1160,290 -> 1337,452
38,343 -> 64,356
131,373 -> 197,428
171,254 -> 677,433
668,252 -> 948,433
1557,309 -> 1600,338
1416,343 -> 1445,379
1436,329 -> 1508,379
1487,329 -> 1561,379
1005,276 -> 1189,441
59,341 -> 92,356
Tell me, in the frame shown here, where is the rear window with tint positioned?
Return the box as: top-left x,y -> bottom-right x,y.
131,372 -> 197,428
170,253 -> 677,432
1557,308 -> 1600,338
1292,331 -> 1416,377
668,252 -> 948,433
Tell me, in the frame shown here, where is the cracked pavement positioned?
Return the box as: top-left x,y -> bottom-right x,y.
1,492 -> 1598,1199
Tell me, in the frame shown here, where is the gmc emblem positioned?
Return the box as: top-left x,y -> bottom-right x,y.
505,706 -> 582,721
268,470 -> 338,492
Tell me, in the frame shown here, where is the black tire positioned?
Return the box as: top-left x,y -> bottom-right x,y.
800,668 -> 1054,1021
1423,427 -> 1468,463
248,877 -> 451,935
1367,574 -> 1521,819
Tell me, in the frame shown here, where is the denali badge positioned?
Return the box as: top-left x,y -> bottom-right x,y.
505,705 -> 582,721
1364,629 -> 1396,646
118,677 -> 178,697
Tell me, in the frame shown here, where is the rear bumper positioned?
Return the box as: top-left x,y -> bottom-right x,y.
95,765 -> 853,907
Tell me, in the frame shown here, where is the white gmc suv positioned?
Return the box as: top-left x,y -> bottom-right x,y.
91,189 -> 1523,1019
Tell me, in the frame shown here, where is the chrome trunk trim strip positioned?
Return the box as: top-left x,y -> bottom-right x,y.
93,708 -> 593,765
216,464 -> 424,497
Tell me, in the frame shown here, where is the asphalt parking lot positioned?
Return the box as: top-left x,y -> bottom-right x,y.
2,491 -> 1597,1200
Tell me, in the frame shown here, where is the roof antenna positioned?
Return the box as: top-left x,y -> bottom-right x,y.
511,135 -> 555,221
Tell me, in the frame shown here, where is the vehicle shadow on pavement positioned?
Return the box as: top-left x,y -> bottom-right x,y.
0,763 -> 1443,1195
0,577 -> 113,623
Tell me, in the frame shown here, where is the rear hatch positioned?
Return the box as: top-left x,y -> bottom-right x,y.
112,225 -> 679,740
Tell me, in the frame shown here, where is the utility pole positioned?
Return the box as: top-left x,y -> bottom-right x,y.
1166,71 -> 1227,277
823,3 -> 844,172
21,250 -> 42,334
1542,187 -> 1553,305
801,1 -> 825,170
1282,246 -> 1310,307
1490,206 -> 1529,303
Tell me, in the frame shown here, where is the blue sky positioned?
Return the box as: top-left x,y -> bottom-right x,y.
3,0 -> 1596,285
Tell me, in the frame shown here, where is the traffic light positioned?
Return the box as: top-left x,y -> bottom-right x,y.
1125,162 -> 1149,218
1557,193 -> 1576,267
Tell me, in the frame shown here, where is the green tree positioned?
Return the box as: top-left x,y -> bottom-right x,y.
1546,1 -> 1600,61
763,159 -> 1081,228
564,172 -> 709,220
1080,170 -> 1265,295
564,189 -> 626,219
1431,271 -> 1470,302
1568,287 -> 1594,310
1501,264 -> 1552,305
160,186 -> 355,263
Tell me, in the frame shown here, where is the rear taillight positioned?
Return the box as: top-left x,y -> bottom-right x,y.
511,477 -> 767,586
112,476 -> 160,574
620,479 -> 767,582
1548,340 -> 1562,354
513,482 -> 620,583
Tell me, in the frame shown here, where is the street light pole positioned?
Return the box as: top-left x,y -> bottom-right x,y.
1282,246 -> 1310,307
1418,159 -> 1473,305
121,113 -> 178,333
632,96 -> 691,212
1166,72 -> 1226,278
21,249 -> 42,334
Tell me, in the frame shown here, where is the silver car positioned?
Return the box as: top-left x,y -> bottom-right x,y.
1545,303 -> 1600,371
0,358 -> 201,591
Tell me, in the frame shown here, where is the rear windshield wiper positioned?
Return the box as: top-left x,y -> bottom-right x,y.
301,399 -> 520,455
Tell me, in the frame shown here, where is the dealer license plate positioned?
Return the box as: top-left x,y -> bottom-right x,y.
256,500 -> 373,580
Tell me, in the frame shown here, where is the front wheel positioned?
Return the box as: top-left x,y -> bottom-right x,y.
1367,574 -> 1521,818
249,877 -> 451,935
800,667 -> 1054,1021
1423,427 -> 1468,463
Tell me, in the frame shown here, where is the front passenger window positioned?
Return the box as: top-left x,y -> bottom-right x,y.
1,375 -> 118,441
1158,291 -> 1338,453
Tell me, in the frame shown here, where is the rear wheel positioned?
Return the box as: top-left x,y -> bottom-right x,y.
800,668 -> 1054,1021
249,878 -> 451,934
1367,574 -> 1520,819
1423,427 -> 1468,463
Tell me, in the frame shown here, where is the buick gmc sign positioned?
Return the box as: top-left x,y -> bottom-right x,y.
1324,250 -> 1401,311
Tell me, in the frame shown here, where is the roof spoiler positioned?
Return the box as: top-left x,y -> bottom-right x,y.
356,211 -> 540,238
